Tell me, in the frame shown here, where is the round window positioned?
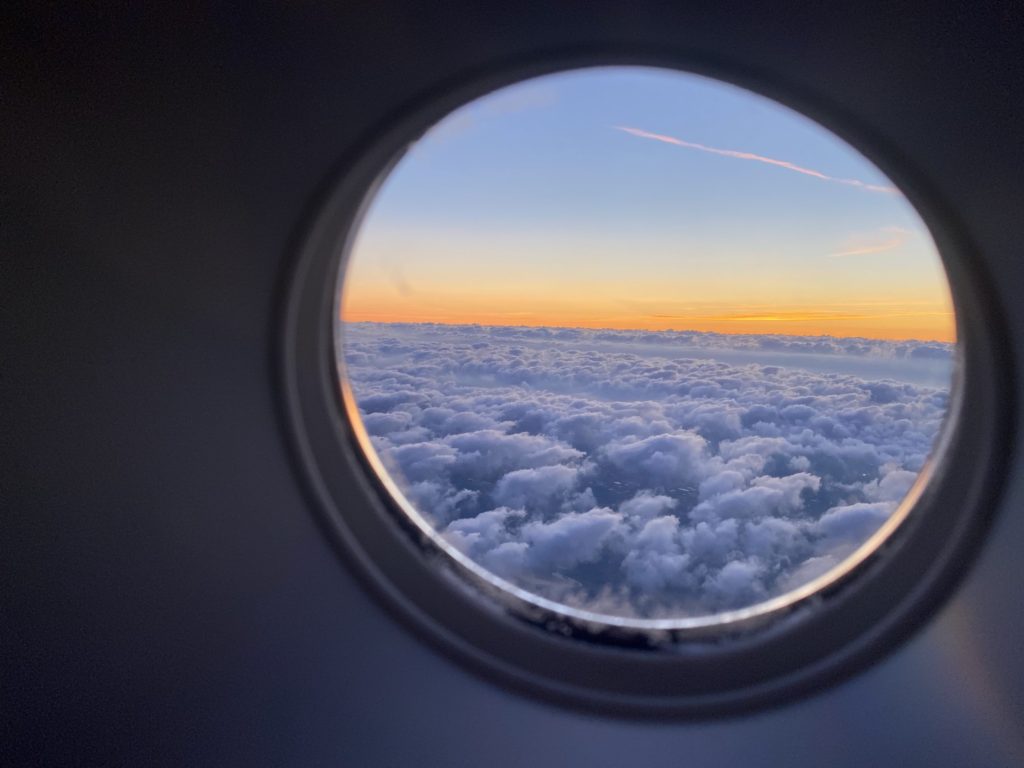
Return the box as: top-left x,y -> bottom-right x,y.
285,61 -> 1005,713
337,67 -> 956,627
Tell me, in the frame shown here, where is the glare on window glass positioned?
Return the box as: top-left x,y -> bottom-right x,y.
336,67 -> 956,622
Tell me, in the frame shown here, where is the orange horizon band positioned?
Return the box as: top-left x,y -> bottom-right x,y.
340,309 -> 956,343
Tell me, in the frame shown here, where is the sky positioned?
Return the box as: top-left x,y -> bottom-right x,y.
341,66 -> 955,342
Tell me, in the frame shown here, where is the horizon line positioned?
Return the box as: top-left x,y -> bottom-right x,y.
339,317 -> 955,346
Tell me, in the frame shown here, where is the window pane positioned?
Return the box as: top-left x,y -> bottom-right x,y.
338,67 -> 956,622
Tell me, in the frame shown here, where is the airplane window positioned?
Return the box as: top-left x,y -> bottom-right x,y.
335,66 -> 957,627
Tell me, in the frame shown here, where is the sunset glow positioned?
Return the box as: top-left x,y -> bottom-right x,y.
343,285 -> 952,340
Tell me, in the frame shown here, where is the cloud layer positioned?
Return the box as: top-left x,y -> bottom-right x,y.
342,322 -> 952,619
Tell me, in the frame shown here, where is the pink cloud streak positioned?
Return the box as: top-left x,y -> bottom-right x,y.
827,227 -> 912,257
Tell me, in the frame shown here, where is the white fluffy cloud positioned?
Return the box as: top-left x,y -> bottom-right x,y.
343,322 -> 953,619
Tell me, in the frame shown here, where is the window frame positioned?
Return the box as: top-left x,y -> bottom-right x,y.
281,51 -> 1011,716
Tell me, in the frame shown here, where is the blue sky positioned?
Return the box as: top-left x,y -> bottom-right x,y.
344,66 -> 954,341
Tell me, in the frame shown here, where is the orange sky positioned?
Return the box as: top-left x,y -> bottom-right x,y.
340,220 -> 957,344
342,289 -> 956,342
341,264 -> 956,342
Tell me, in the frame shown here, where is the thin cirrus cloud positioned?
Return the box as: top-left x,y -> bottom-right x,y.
614,126 -> 900,195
